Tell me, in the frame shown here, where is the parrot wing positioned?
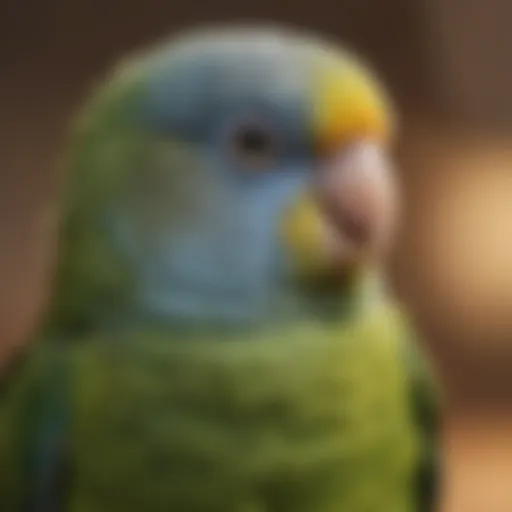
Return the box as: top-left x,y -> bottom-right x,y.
0,343 -> 73,511
407,337 -> 442,512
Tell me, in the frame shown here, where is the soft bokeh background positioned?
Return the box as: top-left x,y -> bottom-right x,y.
3,0 -> 512,509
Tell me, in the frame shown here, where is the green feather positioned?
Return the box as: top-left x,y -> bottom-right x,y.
0,346 -> 63,509
45,61 -> 147,334
44,56 -> 203,336
1,301 -> 435,512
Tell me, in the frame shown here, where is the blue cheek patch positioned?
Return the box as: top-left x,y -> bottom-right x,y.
110,166 -> 308,324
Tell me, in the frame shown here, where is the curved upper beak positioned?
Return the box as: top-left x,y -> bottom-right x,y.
282,141 -> 399,278
315,141 -> 399,262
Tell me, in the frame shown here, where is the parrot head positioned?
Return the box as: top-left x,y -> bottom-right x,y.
50,25 -> 399,331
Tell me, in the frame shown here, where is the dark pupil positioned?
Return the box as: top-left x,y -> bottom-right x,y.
237,127 -> 270,154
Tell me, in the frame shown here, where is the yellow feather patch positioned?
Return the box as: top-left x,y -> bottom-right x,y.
313,53 -> 395,154
280,192 -> 331,276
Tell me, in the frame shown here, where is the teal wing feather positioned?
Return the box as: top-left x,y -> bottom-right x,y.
0,343 -> 72,511
406,338 -> 442,512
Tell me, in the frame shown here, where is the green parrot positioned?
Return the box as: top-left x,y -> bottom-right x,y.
0,24 -> 441,512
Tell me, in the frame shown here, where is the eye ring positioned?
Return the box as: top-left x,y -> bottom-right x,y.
228,117 -> 279,171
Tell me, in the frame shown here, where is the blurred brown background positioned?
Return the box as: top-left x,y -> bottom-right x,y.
2,0 -> 512,510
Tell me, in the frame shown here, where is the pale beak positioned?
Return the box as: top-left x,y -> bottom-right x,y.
282,141 -> 399,277
315,141 -> 399,265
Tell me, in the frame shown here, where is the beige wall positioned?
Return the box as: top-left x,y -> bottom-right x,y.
423,0 -> 512,130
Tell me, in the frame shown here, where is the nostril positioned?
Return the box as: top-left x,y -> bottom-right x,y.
321,196 -> 372,246
338,211 -> 370,244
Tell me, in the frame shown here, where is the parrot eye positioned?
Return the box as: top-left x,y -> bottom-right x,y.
229,120 -> 278,170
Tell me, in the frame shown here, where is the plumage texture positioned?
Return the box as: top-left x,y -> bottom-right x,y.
0,24 -> 441,512
0,303 -> 437,512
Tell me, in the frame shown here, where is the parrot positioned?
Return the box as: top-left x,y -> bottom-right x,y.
0,24 -> 441,512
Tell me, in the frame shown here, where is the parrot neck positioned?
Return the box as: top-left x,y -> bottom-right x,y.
45,245 -> 388,338
295,267 -> 388,320
102,268 -> 389,336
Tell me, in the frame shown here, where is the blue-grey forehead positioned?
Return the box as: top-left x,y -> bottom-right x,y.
140,30 -> 314,142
